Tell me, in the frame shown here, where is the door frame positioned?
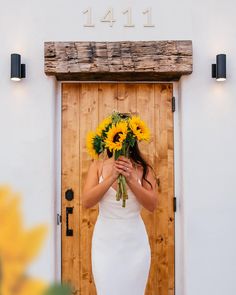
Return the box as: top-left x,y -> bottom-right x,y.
54,80 -> 185,295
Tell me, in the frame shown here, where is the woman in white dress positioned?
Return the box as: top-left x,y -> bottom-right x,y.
82,140 -> 158,295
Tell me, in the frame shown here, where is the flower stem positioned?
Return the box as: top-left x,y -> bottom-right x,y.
115,143 -> 131,207
116,175 -> 121,201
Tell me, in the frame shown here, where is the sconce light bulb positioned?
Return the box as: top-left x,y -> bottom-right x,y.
216,77 -> 226,82
11,77 -> 21,81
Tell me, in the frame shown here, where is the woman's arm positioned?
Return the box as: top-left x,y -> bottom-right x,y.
81,160 -> 116,209
126,166 -> 158,212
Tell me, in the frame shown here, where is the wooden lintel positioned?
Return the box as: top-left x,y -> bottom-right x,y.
44,40 -> 193,81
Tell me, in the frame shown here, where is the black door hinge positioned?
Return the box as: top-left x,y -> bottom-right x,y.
173,197 -> 177,212
57,213 -> 62,225
172,96 -> 175,112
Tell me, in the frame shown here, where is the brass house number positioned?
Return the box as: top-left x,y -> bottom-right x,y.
82,7 -> 155,27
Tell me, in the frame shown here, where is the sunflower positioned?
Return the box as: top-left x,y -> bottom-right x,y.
128,116 -> 151,141
104,121 -> 128,152
86,131 -> 99,159
0,185 -> 49,295
96,115 -> 112,137
0,186 -> 74,295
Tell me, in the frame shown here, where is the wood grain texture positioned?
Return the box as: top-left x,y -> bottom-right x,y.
45,40 -> 192,81
61,83 -> 175,295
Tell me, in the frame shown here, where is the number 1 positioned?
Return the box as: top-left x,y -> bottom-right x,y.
82,8 -> 95,27
143,7 -> 155,27
123,7 -> 135,27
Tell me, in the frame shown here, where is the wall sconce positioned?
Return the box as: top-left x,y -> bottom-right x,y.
212,54 -> 226,81
10,53 -> 26,81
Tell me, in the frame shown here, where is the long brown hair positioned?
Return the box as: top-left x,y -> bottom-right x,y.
106,113 -> 158,189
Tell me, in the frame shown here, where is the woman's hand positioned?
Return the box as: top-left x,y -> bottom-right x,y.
109,161 -> 122,182
114,156 -> 137,183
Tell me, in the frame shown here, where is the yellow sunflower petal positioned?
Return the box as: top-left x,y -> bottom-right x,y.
96,115 -> 112,136
104,121 -> 128,152
18,278 -> 48,295
0,186 -> 49,295
128,116 -> 151,142
86,130 -> 99,159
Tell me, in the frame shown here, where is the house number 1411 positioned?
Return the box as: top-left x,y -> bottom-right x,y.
82,7 -> 155,27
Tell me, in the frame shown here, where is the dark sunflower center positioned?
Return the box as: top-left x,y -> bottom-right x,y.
113,132 -> 123,143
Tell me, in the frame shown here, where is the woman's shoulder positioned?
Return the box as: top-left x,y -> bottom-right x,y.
89,158 -> 103,169
94,157 -> 111,165
91,157 -> 111,176
87,159 -> 101,180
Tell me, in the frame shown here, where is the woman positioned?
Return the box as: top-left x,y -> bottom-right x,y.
82,131 -> 158,295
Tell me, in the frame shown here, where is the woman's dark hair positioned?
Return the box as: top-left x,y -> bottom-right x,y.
106,113 -> 158,190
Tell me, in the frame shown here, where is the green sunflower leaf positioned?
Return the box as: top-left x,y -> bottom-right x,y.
42,282 -> 73,295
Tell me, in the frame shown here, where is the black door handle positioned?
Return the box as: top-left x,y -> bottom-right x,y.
66,207 -> 73,236
65,188 -> 74,201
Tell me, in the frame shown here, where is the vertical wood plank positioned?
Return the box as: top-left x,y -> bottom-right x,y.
117,83 -> 137,115
166,84 -> 175,295
154,84 -> 162,295
98,83 -> 118,120
61,83 -> 81,294
135,83 -> 156,295
153,84 -> 174,295
79,84 -> 99,295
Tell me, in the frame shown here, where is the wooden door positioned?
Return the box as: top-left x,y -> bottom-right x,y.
61,83 -> 175,295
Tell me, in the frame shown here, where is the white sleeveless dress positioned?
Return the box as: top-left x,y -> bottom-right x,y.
91,173 -> 151,295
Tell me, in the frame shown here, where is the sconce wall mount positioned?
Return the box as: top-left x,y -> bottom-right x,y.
11,53 -> 26,81
212,54 -> 226,82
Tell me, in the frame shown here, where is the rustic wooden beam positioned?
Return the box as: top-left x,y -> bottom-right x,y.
44,40 -> 192,81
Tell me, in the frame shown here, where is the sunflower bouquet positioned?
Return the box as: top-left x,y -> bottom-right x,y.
86,110 -> 150,207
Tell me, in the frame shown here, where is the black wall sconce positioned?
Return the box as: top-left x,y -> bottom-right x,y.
10,53 -> 26,81
212,54 -> 226,81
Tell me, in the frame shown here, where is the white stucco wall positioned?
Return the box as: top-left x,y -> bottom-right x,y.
0,0 -> 235,294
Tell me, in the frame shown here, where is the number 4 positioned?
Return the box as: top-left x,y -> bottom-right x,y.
100,8 -> 116,27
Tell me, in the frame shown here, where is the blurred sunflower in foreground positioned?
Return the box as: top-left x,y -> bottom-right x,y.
0,185 -> 72,295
